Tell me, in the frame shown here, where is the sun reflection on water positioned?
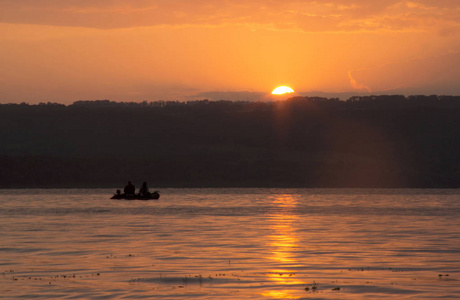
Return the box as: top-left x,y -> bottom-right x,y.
263,194 -> 305,298
261,290 -> 301,299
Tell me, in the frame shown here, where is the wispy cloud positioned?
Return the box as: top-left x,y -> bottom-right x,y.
0,0 -> 458,33
348,71 -> 371,92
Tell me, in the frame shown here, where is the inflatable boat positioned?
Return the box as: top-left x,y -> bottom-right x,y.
110,191 -> 160,200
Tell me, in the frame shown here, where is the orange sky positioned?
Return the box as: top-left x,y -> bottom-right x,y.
1,0 -> 459,103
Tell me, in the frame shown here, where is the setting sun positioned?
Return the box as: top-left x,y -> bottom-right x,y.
272,86 -> 295,95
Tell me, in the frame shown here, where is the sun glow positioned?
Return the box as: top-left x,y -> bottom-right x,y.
272,86 -> 295,95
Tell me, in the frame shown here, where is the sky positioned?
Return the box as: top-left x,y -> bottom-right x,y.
1,0 -> 460,103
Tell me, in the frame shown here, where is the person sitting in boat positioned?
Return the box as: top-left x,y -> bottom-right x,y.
124,181 -> 135,195
138,182 -> 150,197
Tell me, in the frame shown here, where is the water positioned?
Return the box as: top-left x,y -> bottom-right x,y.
0,188 -> 459,299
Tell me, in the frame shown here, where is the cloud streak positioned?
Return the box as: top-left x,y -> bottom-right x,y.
348,71 -> 371,92
0,0 -> 459,33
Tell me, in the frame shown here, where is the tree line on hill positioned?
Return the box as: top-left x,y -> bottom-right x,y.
1,95 -> 459,188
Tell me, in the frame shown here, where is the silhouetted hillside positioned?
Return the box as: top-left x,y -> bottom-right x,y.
1,95 -> 459,188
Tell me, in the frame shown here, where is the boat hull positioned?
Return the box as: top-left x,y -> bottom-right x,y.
110,192 -> 160,200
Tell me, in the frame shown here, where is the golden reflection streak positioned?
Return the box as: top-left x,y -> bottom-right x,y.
262,194 -> 305,299
260,290 -> 300,299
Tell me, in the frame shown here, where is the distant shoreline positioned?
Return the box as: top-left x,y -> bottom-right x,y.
1,185 -> 460,190
2,94 -> 460,107
2,96 -> 459,189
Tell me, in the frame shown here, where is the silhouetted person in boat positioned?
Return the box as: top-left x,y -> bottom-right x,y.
124,181 -> 135,195
138,182 -> 150,197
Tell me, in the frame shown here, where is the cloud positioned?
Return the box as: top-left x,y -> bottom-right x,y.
348,71 -> 371,92
0,0 -> 459,33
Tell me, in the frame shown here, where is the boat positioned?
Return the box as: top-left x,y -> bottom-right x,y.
111,191 -> 160,200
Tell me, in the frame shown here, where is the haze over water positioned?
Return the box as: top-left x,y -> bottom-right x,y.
1,188 -> 459,299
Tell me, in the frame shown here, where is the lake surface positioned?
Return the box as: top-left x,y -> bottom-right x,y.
0,188 -> 459,299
